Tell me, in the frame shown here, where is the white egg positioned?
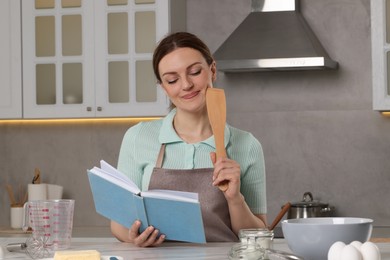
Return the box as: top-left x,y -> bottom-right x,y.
340,244 -> 363,260
361,242 -> 381,260
350,241 -> 363,251
328,241 -> 346,260
0,246 -> 4,259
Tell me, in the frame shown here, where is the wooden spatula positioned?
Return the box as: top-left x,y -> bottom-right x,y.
206,87 -> 229,191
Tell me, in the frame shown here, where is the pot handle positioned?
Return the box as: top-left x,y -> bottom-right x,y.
302,192 -> 313,202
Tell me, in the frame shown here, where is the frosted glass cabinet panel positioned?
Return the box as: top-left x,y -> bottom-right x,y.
108,61 -> 130,103
108,0 -> 128,5
387,52 -> 390,96
135,0 -> 155,4
62,0 -> 82,8
35,0 -> 55,9
387,0 -> 390,44
35,0 -> 81,8
135,11 -> 156,53
372,0 -> 390,110
35,16 -> 55,57
36,64 -> 56,105
63,63 -> 83,104
21,0 -> 185,118
62,15 -> 82,56
0,0 -> 22,119
107,13 -> 128,54
136,60 -> 157,102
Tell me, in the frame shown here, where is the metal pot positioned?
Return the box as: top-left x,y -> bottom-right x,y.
286,192 -> 334,219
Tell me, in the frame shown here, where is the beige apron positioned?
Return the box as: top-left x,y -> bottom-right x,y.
148,144 -> 238,242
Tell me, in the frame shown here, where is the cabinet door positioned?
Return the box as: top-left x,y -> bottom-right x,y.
22,0 -> 170,118
22,0 -> 95,118
0,0 -> 22,119
372,0 -> 390,110
93,0 -> 169,117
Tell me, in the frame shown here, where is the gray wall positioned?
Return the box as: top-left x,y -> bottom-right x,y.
1,121 -> 131,227
187,0 -> 390,225
2,0 -> 390,228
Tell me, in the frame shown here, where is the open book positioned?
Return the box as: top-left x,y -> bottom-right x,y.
87,160 -> 206,243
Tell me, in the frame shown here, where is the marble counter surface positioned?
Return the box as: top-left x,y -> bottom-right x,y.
1,226 -> 390,259
1,237 -> 390,260
0,237 -> 280,260
2,226 -> 390,238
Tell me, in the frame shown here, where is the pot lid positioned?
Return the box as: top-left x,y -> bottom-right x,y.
290,192 -> 328,208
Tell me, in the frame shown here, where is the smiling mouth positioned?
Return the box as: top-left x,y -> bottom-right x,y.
182,91 -> 200,99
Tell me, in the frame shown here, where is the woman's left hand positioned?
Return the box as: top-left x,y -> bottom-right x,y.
210,152 -> 241,200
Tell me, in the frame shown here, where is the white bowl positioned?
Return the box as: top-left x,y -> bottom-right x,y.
281,217 -> 373,260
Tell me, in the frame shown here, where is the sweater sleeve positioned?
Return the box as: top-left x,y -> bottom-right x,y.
117,123 -> 144,190
228,128 -> 267,215
241,136 -> 267,214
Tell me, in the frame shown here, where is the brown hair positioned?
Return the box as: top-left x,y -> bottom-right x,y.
153,32 -> 214,83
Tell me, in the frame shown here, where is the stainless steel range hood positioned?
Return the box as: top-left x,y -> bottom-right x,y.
213,0 -> 338,72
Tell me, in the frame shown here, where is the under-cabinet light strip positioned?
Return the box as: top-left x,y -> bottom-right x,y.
0,117 -> 161,124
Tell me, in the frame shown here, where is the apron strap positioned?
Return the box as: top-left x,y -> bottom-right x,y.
155,144 -> 166,168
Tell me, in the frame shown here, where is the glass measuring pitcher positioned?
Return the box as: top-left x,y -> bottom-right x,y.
23,199 -> 75,251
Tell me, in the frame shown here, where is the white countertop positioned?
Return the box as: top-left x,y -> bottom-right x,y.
1,227 -> 390,259
1,237 -> 390,260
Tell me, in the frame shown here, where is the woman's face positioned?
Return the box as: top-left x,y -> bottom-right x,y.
158,47 -> 216,113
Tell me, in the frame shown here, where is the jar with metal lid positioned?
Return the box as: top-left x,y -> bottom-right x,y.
239,228 -> 274,250
228,229 -> 274,260
228,242 -> 265,260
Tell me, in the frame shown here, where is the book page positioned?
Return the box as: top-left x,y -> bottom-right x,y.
89,160 -> 141,194
141,189 -> 199,203
92,160 -> 200,203
89,167 -> 140,194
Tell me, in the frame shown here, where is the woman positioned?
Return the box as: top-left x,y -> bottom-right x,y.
111,32 -> 267,247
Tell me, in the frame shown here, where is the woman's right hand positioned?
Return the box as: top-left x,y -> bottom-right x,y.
128,220 -> 165,247
111,220 -> 165,247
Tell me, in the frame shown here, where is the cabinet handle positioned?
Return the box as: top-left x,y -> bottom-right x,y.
97,106 -> 102,111
86,107 -> 92,111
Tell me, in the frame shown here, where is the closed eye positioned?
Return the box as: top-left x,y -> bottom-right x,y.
167,79 -> 178,84
189,70 -> 201,76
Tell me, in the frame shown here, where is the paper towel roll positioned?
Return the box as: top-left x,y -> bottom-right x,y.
47,184 -> 63,200
28,183 -> 47,201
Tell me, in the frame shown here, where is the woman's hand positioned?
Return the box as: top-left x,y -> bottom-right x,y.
210,152 -> 241,201
111,220 -> 165,247
128,220 -> 165,247
209,153 -> 267,234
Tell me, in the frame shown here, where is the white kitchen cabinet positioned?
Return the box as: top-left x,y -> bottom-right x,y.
0,0 -> 22,119
371,0 -> 390,110
22,0 -> 185,118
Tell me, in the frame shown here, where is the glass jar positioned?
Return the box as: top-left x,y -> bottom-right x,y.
238,228 -> 274,250
228,229 -> 274,260
228,242 -> 265,260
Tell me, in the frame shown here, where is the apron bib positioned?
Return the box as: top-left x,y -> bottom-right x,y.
148,144 -> 238,242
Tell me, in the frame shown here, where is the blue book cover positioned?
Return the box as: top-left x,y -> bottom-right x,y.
87,161 -> 206,243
